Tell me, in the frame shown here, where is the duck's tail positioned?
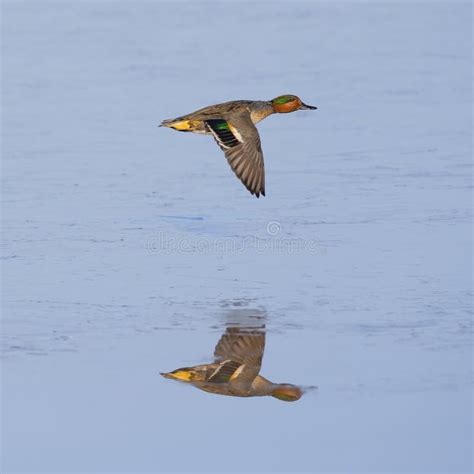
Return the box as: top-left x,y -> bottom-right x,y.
159,118 -> 202,132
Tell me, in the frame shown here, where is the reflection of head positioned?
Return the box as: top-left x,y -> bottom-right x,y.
271,384 -> 303,402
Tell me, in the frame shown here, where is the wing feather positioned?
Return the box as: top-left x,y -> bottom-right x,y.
206,113 -> 265,198
212,326 -> 265,386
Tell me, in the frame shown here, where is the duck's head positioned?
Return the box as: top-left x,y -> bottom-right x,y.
271,94 -> 317,113
271,383 -> 303,402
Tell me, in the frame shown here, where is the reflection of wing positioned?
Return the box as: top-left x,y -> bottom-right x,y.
208,327 -> 265,385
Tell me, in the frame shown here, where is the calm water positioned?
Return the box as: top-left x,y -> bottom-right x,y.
1,1 -> 472,472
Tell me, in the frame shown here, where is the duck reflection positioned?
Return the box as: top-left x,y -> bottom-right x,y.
161,314 -> 303,402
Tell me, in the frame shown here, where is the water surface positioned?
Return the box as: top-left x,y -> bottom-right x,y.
1,1 -> 472,472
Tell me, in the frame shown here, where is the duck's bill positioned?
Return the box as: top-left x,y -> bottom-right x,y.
300,102 -> 317,110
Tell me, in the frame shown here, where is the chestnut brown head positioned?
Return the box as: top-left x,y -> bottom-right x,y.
271,94 -> 317,113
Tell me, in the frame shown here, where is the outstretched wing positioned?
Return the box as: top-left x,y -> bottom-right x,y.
207,326 -> 265,386
206,113 -> 265,198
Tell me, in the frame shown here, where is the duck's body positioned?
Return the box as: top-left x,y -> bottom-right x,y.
160,94 -> 317,198
160,100 -> 274,133
161,326 -> 303,402
167,367 -> 279,398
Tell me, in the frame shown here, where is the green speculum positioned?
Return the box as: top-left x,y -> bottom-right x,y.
213,119 -> 230,131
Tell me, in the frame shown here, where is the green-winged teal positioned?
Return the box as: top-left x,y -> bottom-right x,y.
161,325 -> 303,402
160,95 -> 317,198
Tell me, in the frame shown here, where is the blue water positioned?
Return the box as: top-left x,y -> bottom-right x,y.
1,1 -> 472,472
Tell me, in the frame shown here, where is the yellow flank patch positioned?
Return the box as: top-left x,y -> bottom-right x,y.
170,370 -> 192,381
171,120 -> 192,131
